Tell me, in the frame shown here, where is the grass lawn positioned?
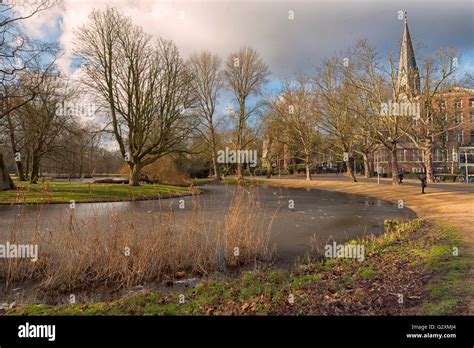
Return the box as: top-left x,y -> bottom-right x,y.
191,178 -> 258,185
0,181 -> 193,204
5,219 -> 470,315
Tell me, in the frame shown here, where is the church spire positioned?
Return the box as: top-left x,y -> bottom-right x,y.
396,11 -> 420,100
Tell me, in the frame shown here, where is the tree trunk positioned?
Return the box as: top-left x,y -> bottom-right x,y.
30,156 -> 40,184
15,160 -> 26,182
0,153 -> 15,191
210,129 -> 221,181
213,158 -> 221,181
79,149 -> 84,179
346,156 -> 357,182
129,162 -> 141,186
262,136 -> 272,179
264,156 -> 272,178
6,115 -> 26,181
362,152 -> 372,178
423,145 -> 433,183
211,154 -> 220,182
305,154 -> 312,181
236,101 -> 245,183
26,153 -> 31,180
390,146 -> 400,185
236,164 -> 243,182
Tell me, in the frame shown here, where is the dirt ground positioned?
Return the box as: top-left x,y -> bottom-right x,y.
251,176 -> 474,313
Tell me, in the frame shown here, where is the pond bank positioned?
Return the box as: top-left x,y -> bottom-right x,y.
249,176 -> 474,314
4,219 -> 468,315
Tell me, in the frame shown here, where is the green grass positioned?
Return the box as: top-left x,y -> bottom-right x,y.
4,220 -> 470,316
0,180 -> 192,204
419,224 -> 471,315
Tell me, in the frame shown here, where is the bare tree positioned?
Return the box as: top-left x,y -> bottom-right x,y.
0,1 -> 57,190
348,40 -> 412,184
17,71 -> 71,183
270,75 -> 319,180
316,56 -> 359,182
74,7 -> 195,186
223,46 -> 270,181
402,48 -> 462,182
188,51 -> 223,181
261,109 -> 288,178
1,84 -> 27,181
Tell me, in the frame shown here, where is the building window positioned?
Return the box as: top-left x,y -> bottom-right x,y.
471,130 -> 474,145
397,149 -> 405,163
406,149 -> 422,162
458,149 -> 474,165
470,111 -> 474,123
376,149 -> 388,163
470,98 -> 474,107
433,148 -> 443,162
454,100 -> 462,108
416,149 -> 423,162
454,112 -> 462,124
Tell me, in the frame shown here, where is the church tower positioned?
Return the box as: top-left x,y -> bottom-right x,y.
396,11 -> 420,100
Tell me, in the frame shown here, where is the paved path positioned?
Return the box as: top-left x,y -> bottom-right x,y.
269,174 -> 474,193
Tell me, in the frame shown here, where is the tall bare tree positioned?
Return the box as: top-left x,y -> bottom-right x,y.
223,46 -> 270,181
348,40 -> 412,184
18,71 -> 71,183
74,7 -> 195,186
0,1 -> 57,190
261,109 -> 288,178
402,48 -> 463,182
188,51 -> 223,180
270,76 -> 319,180
316,57 -> 359,182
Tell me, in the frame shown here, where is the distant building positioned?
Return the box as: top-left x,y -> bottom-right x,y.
375,12 -> 474,175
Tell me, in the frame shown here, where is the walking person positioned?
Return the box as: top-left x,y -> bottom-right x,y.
418,173 -> 427,194
398,172 -> 404,184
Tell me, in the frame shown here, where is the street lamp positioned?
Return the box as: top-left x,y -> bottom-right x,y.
465,149 -> 469,184
376,151 -> 380,184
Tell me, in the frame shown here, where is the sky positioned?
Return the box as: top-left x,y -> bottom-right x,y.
16,0 -> 473,77
10,0 -> 474,132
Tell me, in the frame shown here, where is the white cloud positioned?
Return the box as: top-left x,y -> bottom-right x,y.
15,0 -> 474,80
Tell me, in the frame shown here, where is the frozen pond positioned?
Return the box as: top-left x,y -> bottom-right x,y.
0,183 -> 415,262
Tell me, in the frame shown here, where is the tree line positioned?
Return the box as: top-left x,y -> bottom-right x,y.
0,5 -> 470,190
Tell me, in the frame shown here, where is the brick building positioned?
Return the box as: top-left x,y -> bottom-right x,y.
375,14 -> 474,176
